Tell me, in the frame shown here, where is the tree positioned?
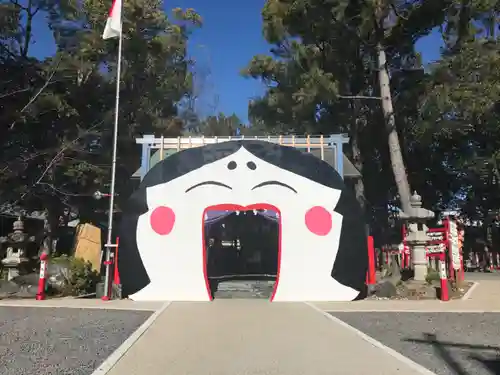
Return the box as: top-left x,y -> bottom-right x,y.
420,39 -> 500,219
243,0 -> 451,215
1,0 -> 202,249
189,112 -> 241,136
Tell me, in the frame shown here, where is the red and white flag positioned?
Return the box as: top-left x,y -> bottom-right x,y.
102,0 -> 122,39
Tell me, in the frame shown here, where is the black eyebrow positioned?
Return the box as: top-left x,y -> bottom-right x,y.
185,181 -> 233,193
251,180 -> 297,193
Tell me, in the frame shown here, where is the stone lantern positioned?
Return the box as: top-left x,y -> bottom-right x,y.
0,216 -> 36,280
397,192 -> 435,282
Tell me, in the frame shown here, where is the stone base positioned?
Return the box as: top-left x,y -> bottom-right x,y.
111,283 -> 122,299
96,282 -> 122,299
96,282 -> 105,299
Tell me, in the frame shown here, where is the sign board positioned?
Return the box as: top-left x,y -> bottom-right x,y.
73,223 -> 102,272
426,231 -> 445,254
428,231 -> 444,240
427,243 -> 446,254
448,219 -> 461,270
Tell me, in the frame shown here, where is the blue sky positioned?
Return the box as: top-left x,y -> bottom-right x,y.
28,0 -> 443,123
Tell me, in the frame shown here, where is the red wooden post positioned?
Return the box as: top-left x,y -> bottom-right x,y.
36,253 -> 48,301
439,252 -> 449,301
366,236 -> 376,285
458,229 -> 465,281
459,251 -> 465,281
102,251 -> 113,301
443,217 -> 455,281
113,237 -> 120,285
102,238 -> 121,301
404,246 -> 410,268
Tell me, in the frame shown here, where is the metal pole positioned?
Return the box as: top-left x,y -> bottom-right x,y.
103,28 -> 123,300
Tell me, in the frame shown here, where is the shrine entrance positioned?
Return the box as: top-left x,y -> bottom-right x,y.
120,136 -> 367,302
204,208 -> 280,299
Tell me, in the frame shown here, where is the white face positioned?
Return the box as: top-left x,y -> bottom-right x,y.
131,146 -> 360,302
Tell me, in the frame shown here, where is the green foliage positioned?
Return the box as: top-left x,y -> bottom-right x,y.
425,267 -> 440,284
3,0 -> 500,251
244,0 -> 500,234
1,0 -> 202,224
186,112 -> 260,137
50,255 -> 99,296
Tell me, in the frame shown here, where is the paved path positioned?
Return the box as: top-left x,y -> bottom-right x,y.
464,271 -> 500,281
315,278 -> 500,312
330,311 -> 500,375
100,300 -> 430,375
0,297 -> 163,311
1,275 -> 497,374
463,279 -> 500,302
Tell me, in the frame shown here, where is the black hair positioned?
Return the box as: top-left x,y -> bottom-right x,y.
118,140 -> 368,299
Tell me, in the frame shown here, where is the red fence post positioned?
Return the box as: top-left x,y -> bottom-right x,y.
102,238 -> 121,301
366,236 -> 376,285
459,251 -> 465,281
443,217 -> 455,282
102,247 -> 113,301
458,229 -> 465,281
113,237 -> 120,285
439,252 -> 449,301
36,253 -> 48,301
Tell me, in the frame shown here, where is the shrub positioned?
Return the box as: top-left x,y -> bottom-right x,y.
49,255 -> 100,296
425,267 -> 440,284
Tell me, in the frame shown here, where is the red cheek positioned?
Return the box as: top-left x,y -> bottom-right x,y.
305,206 -> 332,236
150,206 -> 175,235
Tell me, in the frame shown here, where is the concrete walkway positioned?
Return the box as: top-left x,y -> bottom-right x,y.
0,297 -> 163,311
313,298 -> 500,312
2,276 -> 497,374
314,279 -> 500,312
99,300 -> 431,375
463,279 -> 500,302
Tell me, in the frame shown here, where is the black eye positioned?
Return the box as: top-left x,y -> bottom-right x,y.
227,161 -> 237,170
247,161 -> 257,170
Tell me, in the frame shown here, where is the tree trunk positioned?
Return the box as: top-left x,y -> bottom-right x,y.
42,202 -> 62,256
352,139 -> 369,236
351,140 -> 365,210
349,102 -> 369,234
377,43 -> 412,213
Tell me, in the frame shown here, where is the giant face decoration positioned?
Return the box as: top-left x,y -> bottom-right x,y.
119,140 -> 368,302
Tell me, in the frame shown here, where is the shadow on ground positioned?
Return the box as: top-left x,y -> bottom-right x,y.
330,312 -> 500,375
405,334 -> 500,375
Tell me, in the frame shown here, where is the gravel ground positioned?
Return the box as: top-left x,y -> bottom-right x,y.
331,312 -> 500,375
0,307 -> 152,375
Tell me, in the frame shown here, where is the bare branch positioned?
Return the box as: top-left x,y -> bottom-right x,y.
7,121 -> 105,204
9,54 -> 63,129
390,2 -> 408,21
338,95 -> 382,100
1,78 -> 70,101
32,121 -> 103,186
38,183 -> 88,197
63,156 -> 111,168
32,6 -> 40,17
8,0 -> 25,10
0,87 -> 31,99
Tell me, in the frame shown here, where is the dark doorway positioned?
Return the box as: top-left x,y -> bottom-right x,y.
204,209 -> 280,299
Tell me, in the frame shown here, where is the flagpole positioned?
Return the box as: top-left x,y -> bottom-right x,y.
103,28 -> 123,300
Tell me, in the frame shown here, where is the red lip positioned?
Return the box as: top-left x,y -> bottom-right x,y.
202,203 -> 282,301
